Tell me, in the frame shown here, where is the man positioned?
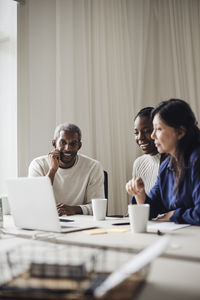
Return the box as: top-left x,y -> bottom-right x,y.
28,123 -> 104,215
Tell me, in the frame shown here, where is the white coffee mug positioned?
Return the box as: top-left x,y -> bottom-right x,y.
128,204 -> 150,233
92,198 -> 107,220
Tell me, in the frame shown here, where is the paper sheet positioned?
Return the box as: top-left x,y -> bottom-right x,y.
147,222 -> 190,233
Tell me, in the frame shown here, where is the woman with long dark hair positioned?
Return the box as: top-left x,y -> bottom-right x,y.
126,99 -> 200,225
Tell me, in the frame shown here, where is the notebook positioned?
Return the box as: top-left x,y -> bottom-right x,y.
6,177 -> 95,233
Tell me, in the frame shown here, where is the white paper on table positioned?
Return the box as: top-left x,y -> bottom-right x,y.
94,235 -> 170,298
147,222 -> 190,233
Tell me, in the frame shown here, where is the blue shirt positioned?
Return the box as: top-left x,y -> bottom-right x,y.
131,147 -> 200,225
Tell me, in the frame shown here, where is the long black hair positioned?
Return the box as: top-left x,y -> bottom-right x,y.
152,99 -> 200,193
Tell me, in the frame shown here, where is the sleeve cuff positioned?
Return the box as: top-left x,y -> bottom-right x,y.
79,204 -> 93,215
130,196 -> 137,204
170,208 -> 183,223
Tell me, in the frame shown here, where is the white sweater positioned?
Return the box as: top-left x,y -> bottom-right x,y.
132,154 -> 161,195
28,153 -> 104,215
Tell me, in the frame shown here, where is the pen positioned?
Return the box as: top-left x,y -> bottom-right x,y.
112,222 -> 130,226
108,215 -> 124,218
157,230 -> 163,235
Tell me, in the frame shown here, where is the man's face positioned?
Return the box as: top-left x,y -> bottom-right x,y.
53,130 -> 81,167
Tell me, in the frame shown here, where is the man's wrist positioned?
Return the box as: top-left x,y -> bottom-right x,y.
47,168 -> 57,184
73,206 -> 83,215
49,167 -> 58,175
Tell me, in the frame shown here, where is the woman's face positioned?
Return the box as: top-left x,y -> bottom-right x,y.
151,114 -> 182,156
134,115 -> 158,155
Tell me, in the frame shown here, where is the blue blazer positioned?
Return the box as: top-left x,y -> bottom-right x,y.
131,147 -> 200,225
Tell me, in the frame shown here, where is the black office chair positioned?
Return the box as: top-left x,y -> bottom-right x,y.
103,170 -> 108,199
104,170 -> 108,215
104,170 -> 123,218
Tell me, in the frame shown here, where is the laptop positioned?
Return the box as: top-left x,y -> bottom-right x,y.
6,177 -> 95,233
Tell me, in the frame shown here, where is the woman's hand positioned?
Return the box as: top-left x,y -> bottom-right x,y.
126,177 -> 146,204
157,211 -> 174,222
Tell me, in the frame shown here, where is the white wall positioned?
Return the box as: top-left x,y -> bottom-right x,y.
0,0 -> 17,194
18,0 -> 57,176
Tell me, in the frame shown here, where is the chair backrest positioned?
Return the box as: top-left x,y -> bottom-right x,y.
103,170 -> 108,199
103,171 -> 123,218
103,170 -> 108,215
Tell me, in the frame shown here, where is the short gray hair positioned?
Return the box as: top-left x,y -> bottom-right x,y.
53,123 -> 82,141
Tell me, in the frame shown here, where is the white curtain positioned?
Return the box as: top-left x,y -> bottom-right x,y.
18,0 -> 200,214
0,0 -> 17,194
56,0 -> 135,215
55,0 -> 200,214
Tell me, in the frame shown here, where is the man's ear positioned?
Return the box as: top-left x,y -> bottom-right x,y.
177,126 -> 186,140
78,141 -> 82,150
52,139 -> 56,148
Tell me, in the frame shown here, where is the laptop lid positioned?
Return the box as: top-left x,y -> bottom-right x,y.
6,177 -> 66,232
6,177 -> 97,235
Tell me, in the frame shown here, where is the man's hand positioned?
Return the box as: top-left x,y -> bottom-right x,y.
48,149 -> 60,172
57,203 -> 82,216
126,177 -> 146,204
47,149 -> 60,184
